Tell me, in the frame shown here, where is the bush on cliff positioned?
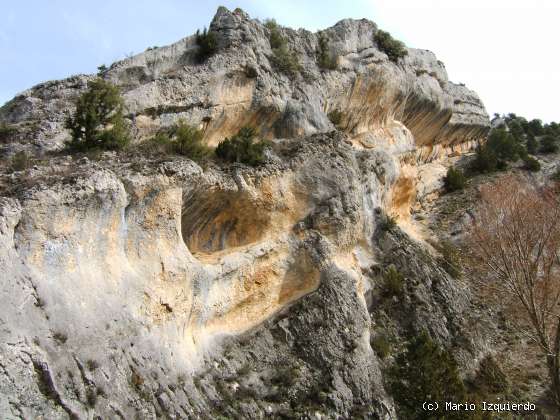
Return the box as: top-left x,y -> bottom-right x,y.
215,126 -> 268,166
389,332 -> 467,420
317,33 -> 337,70
265,19 -> 301,77
374,30 -> 408,62
195,27 -> 218,62
382,265 -> 404,298
0,123 -> 17,143
443,167 -> 466,192
327,109 -> 343,127
66,78 -> 130,152
144,121 -> 210,160
523,155 -> 541,172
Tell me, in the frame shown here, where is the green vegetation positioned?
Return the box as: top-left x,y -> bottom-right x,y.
195,27 -> 218,62
317,33 -> 337,70
374,30 -> 408,62
0,122 -> 17,143
470,142 -> 498,173
371,332 -> 392,359
388,332 -> 467,420
486,128 -> 522,161
96,64 -> 107,76
10,151 -> 30,172
438,240 -> 462,279
66,78 -> 130,152
265,19 -> 301,76
172,121 -> 210,159
443,167 -> 466,192
540,134 -> 558,154
52,331 -> 68,344
526,134 -> 537,154
215,127 -> 269,166
327,109 -> 343,127
144,121 -> 210,160
471,114 -> 560,175
382,265 -> 404,298
469,355 -> 509,396
378,213 -> 397,233
523,155 -> 541,172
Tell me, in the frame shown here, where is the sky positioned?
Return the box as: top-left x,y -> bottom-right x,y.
1,0 -> 559,122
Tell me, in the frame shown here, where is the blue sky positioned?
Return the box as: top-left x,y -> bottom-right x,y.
1,0 -> 559,122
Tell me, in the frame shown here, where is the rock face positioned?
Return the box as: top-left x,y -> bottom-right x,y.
0,7 -> 488,154
0,7 -> 492,419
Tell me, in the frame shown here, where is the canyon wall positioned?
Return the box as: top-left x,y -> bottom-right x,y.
0,7 -> 490,419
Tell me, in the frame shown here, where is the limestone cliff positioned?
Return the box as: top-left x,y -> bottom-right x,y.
0,7 -> 492,419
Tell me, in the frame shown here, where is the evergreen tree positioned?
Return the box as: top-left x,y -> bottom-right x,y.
389,332 -> 467,420
215,127 -> 268,166
443,167 -> 466,192
66,78 -> 130,151
540,134 -> 559,154
526,134 -> 538,155
195,27 -> 218,62
317,33 -> 337,70
470,143 -> 497,173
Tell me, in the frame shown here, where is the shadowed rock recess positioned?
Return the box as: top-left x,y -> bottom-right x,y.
0,7 -> 493,419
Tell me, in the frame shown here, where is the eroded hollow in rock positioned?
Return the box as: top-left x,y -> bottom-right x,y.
181,190 -> 271,254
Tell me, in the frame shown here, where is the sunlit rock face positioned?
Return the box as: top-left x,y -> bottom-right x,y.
0,6 -> 490,419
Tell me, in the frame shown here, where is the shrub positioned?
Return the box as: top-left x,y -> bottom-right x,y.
374,30 -> 408,62
388,332 -> 467,420
378,213 -> 397,233
443,167 -> 466,192
171,121 -> 210,160
66,78 -> 130,152
215,127 -> 268,166
141,131 -> 174,155
371,333 -> 392,359
470,355 -> 509,395
0,122 -> 17,143
540,134 -> 559,154
526,134 -> 538,154
86,359 -> 99,371
142,122 -> 210,160
317,33 -> 337,70
264,19 -> 283,49
527,118 -> 544,137
470,143 -> 497,174
486,128 -> 520,161
52,332 -> 68,344
382,265 -> 404,298
523,155 -> 541,172
10,151 -> 30,172
327,109 -> 343,127
96,64 -> 107,76
438,240 -> 462,278
195,27 -> 218,62
265,19 -> 300,76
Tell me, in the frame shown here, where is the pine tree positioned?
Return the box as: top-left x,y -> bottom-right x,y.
389,332 -> 467,419
66,78 -> 130,151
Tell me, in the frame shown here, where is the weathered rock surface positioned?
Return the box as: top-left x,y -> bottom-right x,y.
0,6 -> 496,419
0,7 -> 488,154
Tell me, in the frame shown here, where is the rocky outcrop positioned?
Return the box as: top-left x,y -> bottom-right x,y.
0,7 -> 494,419
0,7 -> 488,155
